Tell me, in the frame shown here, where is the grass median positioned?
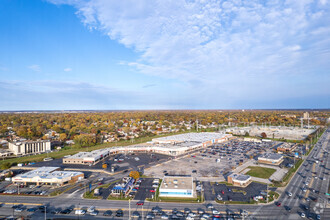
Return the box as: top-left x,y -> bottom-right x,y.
246,166 -> 276,179
83,190 -> 102,199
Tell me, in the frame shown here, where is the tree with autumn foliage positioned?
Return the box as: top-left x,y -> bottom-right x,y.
129,170 -> 140,180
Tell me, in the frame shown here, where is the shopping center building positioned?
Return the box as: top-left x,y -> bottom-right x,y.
159,176 -> 195,198
227,173 -> 252,187
63,132 -> 232,164
258,153 -> 284,165
11,167 -> 84,186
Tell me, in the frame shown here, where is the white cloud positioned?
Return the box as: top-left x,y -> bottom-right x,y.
48,0 -> 330,104
28,64 -> 41,72
64,67 -> 72,72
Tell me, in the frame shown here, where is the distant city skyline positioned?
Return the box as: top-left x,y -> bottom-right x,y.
0,0 -> 329,110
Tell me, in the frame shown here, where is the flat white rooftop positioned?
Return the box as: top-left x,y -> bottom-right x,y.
160,176 -> 193,190
66,149 -> 109,159
153,132 -> 230,143
15,166 -> 83,180
259,153 -> 283,160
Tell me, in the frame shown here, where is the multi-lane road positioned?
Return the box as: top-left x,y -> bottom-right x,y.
0,128 -> 329,219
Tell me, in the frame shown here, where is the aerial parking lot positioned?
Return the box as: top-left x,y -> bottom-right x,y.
144,139 -> 275,180
26,152 -> 172,173
203,181 -> 277,203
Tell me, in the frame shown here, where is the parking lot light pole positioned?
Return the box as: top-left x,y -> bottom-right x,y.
266,184 -> 269,203
44,205 -> 47,220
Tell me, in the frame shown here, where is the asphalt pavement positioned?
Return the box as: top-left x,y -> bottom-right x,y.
0,127 -> 329,220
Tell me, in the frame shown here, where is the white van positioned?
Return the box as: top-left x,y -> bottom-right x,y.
75,210 -> 86,215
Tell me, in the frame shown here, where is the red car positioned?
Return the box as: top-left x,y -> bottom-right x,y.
136,202 -> 144,206
221,190 -> 225,195
276,202 -> 281,207
150,189 -> 156,193
192,155 -> 196,158
134,187 -> 139,190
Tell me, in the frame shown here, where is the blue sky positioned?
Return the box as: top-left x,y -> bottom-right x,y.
0,0 -> 329,110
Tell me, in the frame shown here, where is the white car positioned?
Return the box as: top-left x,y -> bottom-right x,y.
300,212 -> 306,218
87,206 -> 95,212
202,213 -> 211,218
188,212 -> 196,217
90,211 -> 98,216
15,208 -> 24,212
161,214 -> 169,219
198,208 -> 205,214
288,192 -> 292,197
212,209 -> 220,214
75,210 -> 86,215
206,204 -> 213,209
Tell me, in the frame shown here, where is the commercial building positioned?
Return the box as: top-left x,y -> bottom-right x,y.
227,173 -> 252,187
277,143 -> 297,153
258,153 -> 283,165
8,141 -> 51,155
159,176 -> 195,198
226,126 -> 316,141
303,112 -> 310,119
0,149 -> 13,157
152,132 -> 231,146
63,132 -> 232,164
111,177 -> 135,195
243,137 -> 261,143
11,167 -> 84,186
63,149 -> 110,165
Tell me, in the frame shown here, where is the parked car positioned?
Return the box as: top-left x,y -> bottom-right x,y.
87,206 -> 95,213
116,209 -> 124,217
103,210 -> 112,216
90,210 -> 98,216
75,210 -> 86,215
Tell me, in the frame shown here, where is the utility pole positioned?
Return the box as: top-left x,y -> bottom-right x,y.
129,199 -> 131,220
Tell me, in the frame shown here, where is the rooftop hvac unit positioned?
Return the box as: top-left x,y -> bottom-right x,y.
174,184 -> 178,188
173,180 -> 178,184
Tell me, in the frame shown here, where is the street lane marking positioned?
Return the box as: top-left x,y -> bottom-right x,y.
5,202 -> 43,206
